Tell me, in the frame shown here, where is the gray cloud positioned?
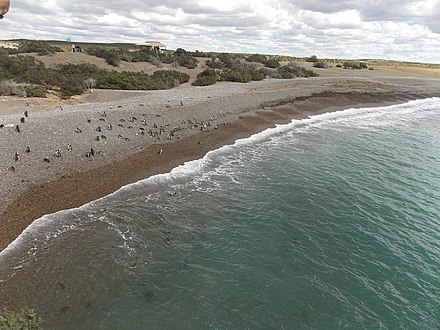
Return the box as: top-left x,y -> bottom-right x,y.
0,0 -> 439,62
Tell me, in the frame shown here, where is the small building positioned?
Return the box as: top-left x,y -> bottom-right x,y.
136,41 -> 166,53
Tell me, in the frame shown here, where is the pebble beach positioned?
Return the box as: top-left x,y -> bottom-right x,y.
1,75 -> 440,251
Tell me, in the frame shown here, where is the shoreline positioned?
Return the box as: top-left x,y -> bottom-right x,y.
1,78 -> 440,252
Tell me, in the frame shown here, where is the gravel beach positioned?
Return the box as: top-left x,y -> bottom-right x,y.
1,76 -> 439,251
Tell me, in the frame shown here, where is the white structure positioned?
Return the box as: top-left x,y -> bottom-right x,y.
136,41 -> 166,52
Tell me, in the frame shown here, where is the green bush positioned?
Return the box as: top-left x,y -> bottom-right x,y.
57,63 -> 101,75
24,84 -> 47,97
343,61 -> 368,69
306,55 -> 319,62
217,53 -> 238,69
313,61 -> 328,68
276,63 -> 319,78
153,70 -> 189,84
60,75 -> 86,98
10,40 -> 62,55
221,68 -> 252,83
96,70 -> 189,91
258,67 -> 270,77
206,56 -> 224,69
0,308 -> 43,329
85,47 -> 121,66
192,69 -> 219,86
246,54 -> 267,63
0,53 -> 192,97
0,81 -> 46,97
174,54 -> 197,69
0,55 -> 44,76
192,75 -> 218,86
188,50 -> 213,58
96,71 -> 149,90
264,58 -> 281,68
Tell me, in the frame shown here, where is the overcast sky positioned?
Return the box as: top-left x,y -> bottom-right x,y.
1,0 -> 440,63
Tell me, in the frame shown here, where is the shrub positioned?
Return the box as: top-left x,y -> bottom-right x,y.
155,70 -> 189,84
258,68 -> 270,78
0,53 -> 193,97
120,51 -> 133,62
306,55 -> 319,62
24,84 -> 47,97
0,308 -> 43,329
206,56 -> 224,69
343,61 -> 368,69
60,76 -> 86,98
220,68 -> 252,83
96,71 -> 148,90
174,54 -> 197,69
246,54 -> 267,63
172,48 -> 197,69
57,63 -> 100,76
264,58 -> 281,68
188,50 -> 213,58
85,47 -> 121,66
217,53 -> 239,69
192,69 -> 219,86
313,61 -> 328,68
192,75 -> 218,86
12,40 -> 62,55
149,56 -> 163,67
95,70 -> 189,91
0,55 -> 45,76
0,80 -> 46,97
276,63 -> 319,78
0,80 -> 26,96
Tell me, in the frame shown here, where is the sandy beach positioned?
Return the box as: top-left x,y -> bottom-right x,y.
1,74 -> 440,252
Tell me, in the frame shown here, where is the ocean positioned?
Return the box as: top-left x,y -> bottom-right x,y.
1,98 -> 439,329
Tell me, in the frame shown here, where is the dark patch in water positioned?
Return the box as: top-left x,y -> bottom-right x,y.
142,290 -> 155,302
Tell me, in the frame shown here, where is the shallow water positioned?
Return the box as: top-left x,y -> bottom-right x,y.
1,98 -> 440,329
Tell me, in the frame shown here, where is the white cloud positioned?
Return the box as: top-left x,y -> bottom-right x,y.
0,0 -> 439,63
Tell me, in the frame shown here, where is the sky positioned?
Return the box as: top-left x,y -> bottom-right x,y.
1,0 -> 440,63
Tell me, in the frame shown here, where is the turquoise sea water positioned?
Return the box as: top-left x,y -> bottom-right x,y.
1,98 -> 440,329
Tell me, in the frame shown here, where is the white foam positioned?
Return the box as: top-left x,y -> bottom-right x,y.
1,97 -> 439,259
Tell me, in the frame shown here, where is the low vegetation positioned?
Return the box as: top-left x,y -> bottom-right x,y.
200,53 -> 317,86
192,69 -> 220,86
85,46 -> 197,69
0,308 -> 43,329
0,54 -> 190,98
275,62 -> 319,78
246,54 -> 281,68
2,40 -> 63,56
313,61 -> 328,68
0,40 -> 321,97
342,61 -> 369,69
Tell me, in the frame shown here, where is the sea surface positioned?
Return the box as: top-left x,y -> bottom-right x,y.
1,98 -> 440,329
